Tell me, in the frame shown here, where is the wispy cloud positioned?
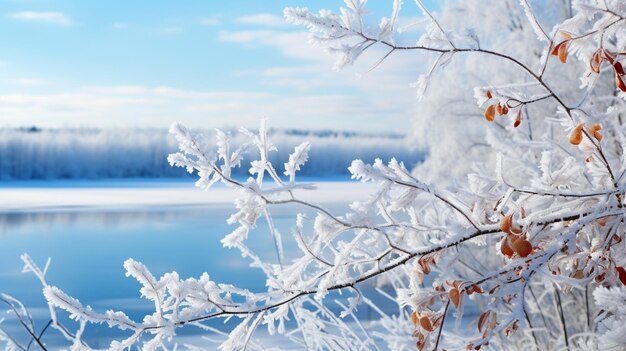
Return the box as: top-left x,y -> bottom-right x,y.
153,26 -> 183,34
234,14 -> 288,27
112,22 -> 129,29
0,78 -> 421,132
8,11 -> 72,26
200,16 -> 221,26
218,30 -> 321,61
14,78 -> 48,86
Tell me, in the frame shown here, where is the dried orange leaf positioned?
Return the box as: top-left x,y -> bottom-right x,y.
558,41 -> 569,63
499,214 -> 513,234
450,288 -> 461,308
551,42 -> 562,56
477,312 -> 489,332
418,257 -> 431,274
559,31 -> 573,40
485,104 -> 496,122
569,122 -> 584,145
420,316 -> 434,332
512,238 -> 532,257
472,284 -> 483,294
594,130 -> 603,141
500,237 -> 514,257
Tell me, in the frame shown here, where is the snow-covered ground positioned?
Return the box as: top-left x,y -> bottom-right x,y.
0,180 -> 379,211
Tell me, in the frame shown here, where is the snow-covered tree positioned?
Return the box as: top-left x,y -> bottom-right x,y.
3,0 -> 626,350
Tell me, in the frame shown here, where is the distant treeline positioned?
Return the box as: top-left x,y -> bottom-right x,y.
0,127 -> 424,180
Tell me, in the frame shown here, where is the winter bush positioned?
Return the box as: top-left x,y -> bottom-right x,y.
3,0 -> 626,350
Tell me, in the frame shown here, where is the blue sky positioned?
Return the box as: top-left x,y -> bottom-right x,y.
0,0 -> 437,132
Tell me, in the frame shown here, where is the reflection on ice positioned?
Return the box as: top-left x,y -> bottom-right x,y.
0,199 -> 399,347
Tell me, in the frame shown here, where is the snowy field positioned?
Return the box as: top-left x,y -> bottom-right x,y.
0,180 -> 379,211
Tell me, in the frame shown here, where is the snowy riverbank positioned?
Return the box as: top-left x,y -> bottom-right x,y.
0,180 -> 379,211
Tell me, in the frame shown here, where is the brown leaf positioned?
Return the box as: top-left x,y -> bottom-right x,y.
559,31 -> 573,40
615,61 -> 625,76
472,284 -> 483,294
420,316 -> 434,332
558,41 -> 569,63
551,42 -> 563,56
477,312 -> 489,333
569,122 -> 584,145
499,214 -> 513,234
485,104 -> 496,122
512,238 -> 532,257
590,49 -> 602,73
594,130 -> 603,141
450,288 -> 461,308
486,90 -> 493,99
416,332 -> 426,350
418,256 -> 432,275
500,237 -> 514,257
602,49 -> 616,64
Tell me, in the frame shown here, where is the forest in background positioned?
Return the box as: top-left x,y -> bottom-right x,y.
0,127 -> 423,180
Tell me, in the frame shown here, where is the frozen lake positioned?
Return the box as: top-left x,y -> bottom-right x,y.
0,180 -> 401,348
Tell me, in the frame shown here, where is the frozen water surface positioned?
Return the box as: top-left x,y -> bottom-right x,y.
0,180 -> 404,348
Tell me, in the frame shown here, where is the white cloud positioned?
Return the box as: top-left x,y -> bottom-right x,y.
0,80 -> 419,132
218,30 -> 325,61
217,25 -> 429,130
234,14 -> 288,27
8,11 -> 72,26
0,17 -> 429,133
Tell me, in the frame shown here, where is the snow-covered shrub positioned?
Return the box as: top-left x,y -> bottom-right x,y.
3,0 -> 626,350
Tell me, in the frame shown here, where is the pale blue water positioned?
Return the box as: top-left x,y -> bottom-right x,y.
0,200 -> 401,348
